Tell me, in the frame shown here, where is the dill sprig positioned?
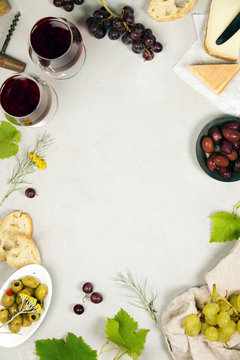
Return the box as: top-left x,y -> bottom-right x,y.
0,133 -> 53,207
114,271 -> 158,324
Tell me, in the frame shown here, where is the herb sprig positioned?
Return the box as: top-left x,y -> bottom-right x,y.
0,133 -> 53,207
114,271 -> 158,324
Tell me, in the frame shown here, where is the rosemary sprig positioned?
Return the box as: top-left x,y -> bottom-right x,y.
0,133 -> 53,207
114,271 -> 158,324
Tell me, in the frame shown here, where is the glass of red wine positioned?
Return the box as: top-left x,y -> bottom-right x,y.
0,73 -> 57,127
29,17 -> 85,80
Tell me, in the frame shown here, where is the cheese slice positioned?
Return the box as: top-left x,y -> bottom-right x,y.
205,0 -> 240,61
188,64 -> 240,94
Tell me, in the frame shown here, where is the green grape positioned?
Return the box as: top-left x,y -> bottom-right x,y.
237,295 -> 240,309
237,320 -> 240,334
184,314 -> 201,337
205,314 -> 218,326
218,328 -> 231,343
229,295 -> 240,312
217,311 -> 231,328
200,322 -> 209,335
219,300 -> 234,316
224,320 -> 237,337
203,303 -> 219,317
205,326 -> 218,342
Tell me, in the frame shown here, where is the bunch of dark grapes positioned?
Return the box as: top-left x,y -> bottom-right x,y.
53,0 -> 84,12
86,5 -> 163,61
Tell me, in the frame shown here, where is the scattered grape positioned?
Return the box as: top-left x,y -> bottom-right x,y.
82,282 -> 93,294
90,292 -> 103,304
53,0 -> 84,12
25,188 -> 36,198
53,0 -> 64,7
63,0 -> 74,12
73,304 -> 84,315
73,0 -> 84,4
86,4 -> 163,61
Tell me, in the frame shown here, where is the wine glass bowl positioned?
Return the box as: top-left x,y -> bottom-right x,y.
29,17 -> 85,79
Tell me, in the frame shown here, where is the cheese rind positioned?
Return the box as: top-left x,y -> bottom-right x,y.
188,64 -> 240,94
205,0 -> 240,61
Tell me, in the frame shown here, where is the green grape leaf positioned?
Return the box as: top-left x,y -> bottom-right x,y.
210,212 -> 240,243
35,332 -> 97,360
0,121 -> 20,159
105,308 -> 149,357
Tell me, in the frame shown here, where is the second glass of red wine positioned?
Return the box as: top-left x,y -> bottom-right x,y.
0,73 -> 57,127
29,17 -> 85,80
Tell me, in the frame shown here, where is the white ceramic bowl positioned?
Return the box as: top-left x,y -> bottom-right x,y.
0,264 -> 52,348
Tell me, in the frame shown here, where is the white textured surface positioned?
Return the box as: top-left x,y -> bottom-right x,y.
0,0 -> 237,359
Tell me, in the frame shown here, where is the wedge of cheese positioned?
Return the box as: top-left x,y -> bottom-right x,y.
205,0 -> 240,61
188,64 -> 240,94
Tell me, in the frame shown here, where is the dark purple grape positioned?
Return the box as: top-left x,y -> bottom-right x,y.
220,140 -> 233,155
143,34 -> 156,47
209,126 -> 222,145
53,0 -> 64,7
143,49 -> 154,61
82,282 -> 93,294
108,28 -> 121,40
73,304 -> 84,315
234,159 -> 240,172
132,39 -> 144,53
90,292 -> 103,304
219,167 -> 231,178
134,23 -> 145,34
86,17 -> 95,26
143,28 -> 153,36
122,33 -> 133,45
93,9 -> 106,20
112,17 -> 124,29
88,22 -> 99,35
94,26 -> 106,39
73,0 -> 84,4
123,6 -> 134,15
152,42 -> 163,53
100,6 -> 111,17
63,0 -> 74,11
25,188 -> 36,198
103,18 -> 113,31
124,13 -> 134,24
130,27 -> 143,40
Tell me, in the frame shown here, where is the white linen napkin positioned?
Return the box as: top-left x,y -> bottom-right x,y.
161,240 -> 240,360
174,15 -> 240,117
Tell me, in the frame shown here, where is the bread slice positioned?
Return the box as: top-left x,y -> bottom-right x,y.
0,0 -> 10,16
205,0 -> 240,61
0,211 -> 33,261
6,234 -> 41,269
148,0 -> 198,22
188,64 -> 240,94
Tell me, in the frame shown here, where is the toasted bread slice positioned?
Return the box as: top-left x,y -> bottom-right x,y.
6,234 -> 41,269
0,0 -> 10,16
188,64 -> 240,94
0,211 -> 33,261
204,0 -> 240,61
148,0 -> 198,22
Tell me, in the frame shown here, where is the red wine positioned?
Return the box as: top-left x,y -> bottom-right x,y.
0,75 -> 40,117
30,17 -> 72,59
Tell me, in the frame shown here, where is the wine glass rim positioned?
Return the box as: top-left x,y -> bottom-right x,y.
0,73 -> 42,119
29,16 -> 74,61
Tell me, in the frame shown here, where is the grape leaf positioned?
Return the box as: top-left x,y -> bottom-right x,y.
0,121 -> 20,159
35,332 -> 97,360
210,212 -> 240,243
105,308 -> 149,357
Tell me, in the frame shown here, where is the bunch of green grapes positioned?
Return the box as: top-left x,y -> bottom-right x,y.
184,290 -> 240,343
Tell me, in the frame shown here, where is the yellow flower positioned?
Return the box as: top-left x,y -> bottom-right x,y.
28,153 -> 47,171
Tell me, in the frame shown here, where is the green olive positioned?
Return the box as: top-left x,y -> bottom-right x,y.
16,294 -> 22,305
20,287 -> 34,296
0,309 -> 9,324
1,293 -> 15,307
35,284 -> 48,301
22,313 -> 31,327
27,313 -> 40,322
8,303 -> 18,317
8,321 -> 21,333
22,276 -> 40,289
11,280 -> 23,293
10,314 -> 22,326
